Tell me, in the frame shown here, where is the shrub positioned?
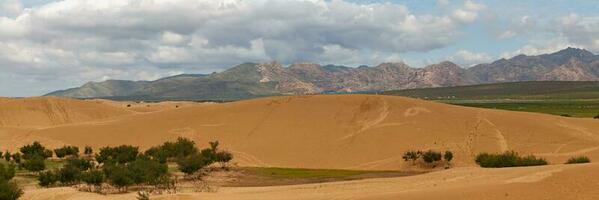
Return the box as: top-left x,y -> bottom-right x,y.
81,169 -> 105,187
127,158 -> 168,185
20,141 -> 51,159
44,149 -> 53,158
176,153 -> 209,175
560,114 -> 571,117
0,180 -> 22,200
96,145 -> 139,164
402,150 -> 421,163
57,165 -> 83,185
65,158 -> 92,171
422,150 -> 442,164
215,151 -> 233,164
10,153 -> 20,164
21,155 -> 46,172
84,146 -> 93,155
594,115 -> 599,119
475,151 -> 547,168
565,156 -> 591,164
444,151 -> 454,162
144,137 -> 198,163
106,165 -> 134,190
54,146 -> 80,158
3,152 -> 10,162
38,171 -> 58,187
0,163 -> 15,181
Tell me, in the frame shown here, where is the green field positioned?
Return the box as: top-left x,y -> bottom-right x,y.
245,167 -> 377,179
383,81 -> 599,118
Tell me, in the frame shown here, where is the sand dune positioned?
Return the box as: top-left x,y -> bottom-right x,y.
5,94 -> 599,199
2,94 -> 599,170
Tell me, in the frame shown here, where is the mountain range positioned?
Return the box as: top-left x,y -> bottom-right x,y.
46,47 -> 599,101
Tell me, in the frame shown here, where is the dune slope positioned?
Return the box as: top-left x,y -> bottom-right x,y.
3,94 -> 599,170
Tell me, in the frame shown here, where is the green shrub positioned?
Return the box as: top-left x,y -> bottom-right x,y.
144,137 -> 198,163
38,171 -> 58,187
565,156 -> 591,164
65,158 -> 92,171
54,146 -> 80,158
10,153 -> 20,164
127,158 -> 168,185
422,150 -> 442,164
21,155 -> 46,172
0,180 -> 22,200
402,150 -> 421,163
96,145 -> 139,164
444,151 -> 454,162
84,146 -> 93,155
57,165 -> 83,185
106,165 -> 134,190
0,163 -> 15,181
176,153 -> 209,175
81,169 -> 105,187
3,152 -> 10,162
475,151 -> 547,168
20,141 -> 51,159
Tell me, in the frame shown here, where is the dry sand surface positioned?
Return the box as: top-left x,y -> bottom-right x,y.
3,94 -> 599,199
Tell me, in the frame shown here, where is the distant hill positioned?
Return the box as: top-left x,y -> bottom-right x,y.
382,81 -> 599,100
47,47 -> 599,101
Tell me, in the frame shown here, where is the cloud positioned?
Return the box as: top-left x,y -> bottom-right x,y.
0,0 -> 483,96
451,0 -> 485,23
448,50 -> 493,67
500,37 -> 577,58
0,0 -> 22,17
555,14 -> 599,51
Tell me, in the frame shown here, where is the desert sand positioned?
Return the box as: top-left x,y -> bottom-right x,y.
3,94 -> 599,199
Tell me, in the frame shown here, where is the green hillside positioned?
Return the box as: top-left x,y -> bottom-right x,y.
382,81 -> 599,100
382,81 -> 599,118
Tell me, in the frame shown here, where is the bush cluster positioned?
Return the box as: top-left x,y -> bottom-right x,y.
54,146 -> 80,158
565,156 -> 590,164
475,151 -> 547,168
0,163 -> 22,200
29,137 -> 232,195
402,150 -> 453,168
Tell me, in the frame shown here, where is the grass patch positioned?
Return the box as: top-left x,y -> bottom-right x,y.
475,151 -> 548,168
245,167 -> 370,179
449,100 -> 599,118
565,156 -> 591,164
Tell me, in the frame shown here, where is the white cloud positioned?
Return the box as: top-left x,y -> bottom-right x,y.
0,0 -> 482,96
555,14 -> 599,51
501,37 -> 577,58
448,50 -> 493,67
451,0 -> 485,23
0,0 -> 22,17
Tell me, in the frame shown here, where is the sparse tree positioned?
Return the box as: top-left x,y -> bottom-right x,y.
422,150 -> 442,167
0,180 -> 22,200
3,152 -> 10,162
20,141 -> 51,159
0,163 -> 15,181
84,146 -> 93,156
402,150 -> 422,164
176,153 -> 208,176
20,155 -> 46,172
82,169 -> 105,191
10,153 -> 20,164
38,171 -> 58,187
444,151 -> 454,162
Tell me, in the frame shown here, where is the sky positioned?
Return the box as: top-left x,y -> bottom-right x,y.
0,0 -> 598,97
